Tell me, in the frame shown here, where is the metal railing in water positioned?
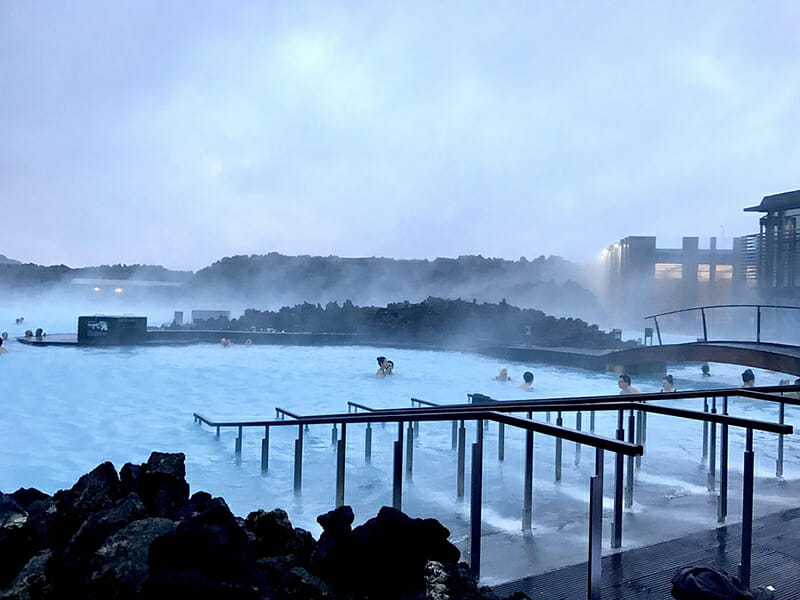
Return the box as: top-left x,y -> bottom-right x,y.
194,385 -> 794,597
644,303 -> 800,345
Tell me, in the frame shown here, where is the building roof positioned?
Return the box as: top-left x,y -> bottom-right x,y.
744,189 -> 800,212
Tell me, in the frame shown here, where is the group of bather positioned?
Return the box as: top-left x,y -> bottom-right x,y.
0,327 -> 46,355
376,356 -> 394,377
494,364 -> 800,397
493,367 -> 534,390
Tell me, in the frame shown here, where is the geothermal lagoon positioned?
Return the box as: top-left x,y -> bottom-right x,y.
1,324 -> 798,584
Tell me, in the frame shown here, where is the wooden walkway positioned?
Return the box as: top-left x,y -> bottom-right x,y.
492,507 -> 800,600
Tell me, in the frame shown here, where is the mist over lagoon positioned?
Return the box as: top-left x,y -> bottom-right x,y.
3,2 -> 800,596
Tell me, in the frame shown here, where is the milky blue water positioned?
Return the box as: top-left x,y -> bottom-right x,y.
1,318 -> 799,583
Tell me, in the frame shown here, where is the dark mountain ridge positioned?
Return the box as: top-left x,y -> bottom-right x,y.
0,253 -> 603,322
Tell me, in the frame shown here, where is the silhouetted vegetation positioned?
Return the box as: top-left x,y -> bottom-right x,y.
187,252 -> 603,320
192,297 -> 626,349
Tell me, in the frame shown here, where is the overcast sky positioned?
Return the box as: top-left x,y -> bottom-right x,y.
2,1 -> 799,270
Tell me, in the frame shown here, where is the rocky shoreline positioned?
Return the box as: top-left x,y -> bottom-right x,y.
0,452 -> 528,600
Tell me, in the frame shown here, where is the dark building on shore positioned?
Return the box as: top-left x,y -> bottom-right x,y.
603,190 -> 800,323
741,189 -> 800,294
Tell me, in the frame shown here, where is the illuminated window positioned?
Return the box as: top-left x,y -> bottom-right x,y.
697,264 -> 711,282
655,263 -> 683,279
715,265 -> 733,280
745,265 -> 758,287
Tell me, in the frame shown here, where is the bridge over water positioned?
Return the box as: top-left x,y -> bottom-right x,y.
492,304 -> 800,377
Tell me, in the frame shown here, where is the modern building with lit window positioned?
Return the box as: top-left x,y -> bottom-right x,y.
741,189 -> 800,294
602,189 -> 800,322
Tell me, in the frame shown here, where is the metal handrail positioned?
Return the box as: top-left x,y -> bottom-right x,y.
411,397 -> 439,407
272,386 -> 800,425
275,407 -> 303,420
347,401 -> 376,412
644,304 -> 800,320
194,408 -> 643,454
194,386 -> 795,596
644,304 -> 800,345
198,398 -> 791,436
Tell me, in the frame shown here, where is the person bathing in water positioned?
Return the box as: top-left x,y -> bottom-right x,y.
618,374 -> 641,395
660,374 -> 676,392
519,371 -> 534,390
376,356 -> 394,377
0,338 -> 7,355
494,367 -> 511,381
741,369 -> 755,388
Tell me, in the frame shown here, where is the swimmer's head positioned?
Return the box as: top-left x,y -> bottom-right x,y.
523,371 -> 534,384
1,332 -> 7,341
742,369 -> 755,384
662,374 -> 673,385
384,360 -> 394,372
618,374 -> 631,387
377,356 -> 386,366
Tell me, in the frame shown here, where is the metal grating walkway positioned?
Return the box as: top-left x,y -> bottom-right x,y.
492,507 -> 800,600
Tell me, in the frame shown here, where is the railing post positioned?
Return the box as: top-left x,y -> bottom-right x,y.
294,424 -> 303,494
590,410 -> 595,433
365,423 -> 372,463
406,422 -> 414,480
523,424 -> 534,532
654,316 -> 662,345
331,424 -> 338,448
756,306 -> 761,343
235,425 -> 243,455
777,402 -> 785,477
457,420 -> 466,499
635,409 -> 644,469
261,426 -> 269,472
625,410 -> 635,508
555,412 -> 563,482
575,411 -> 582,466
738,429 -> 755,588
452,420 -> 458,450
498,422 -> 505,461
612,410 -> 624,549
546,411 -> 551,423
216,425 -> 220,438
718,396 -> 728,523
393,422 -> 403,510
641,409 -> 647,451
701,307 -> 708,342
702,397 -> 709,461
708,397 -> 717,491
336,423 -> 346,507
588,448 -> 604,600
470,419 -> 484,579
